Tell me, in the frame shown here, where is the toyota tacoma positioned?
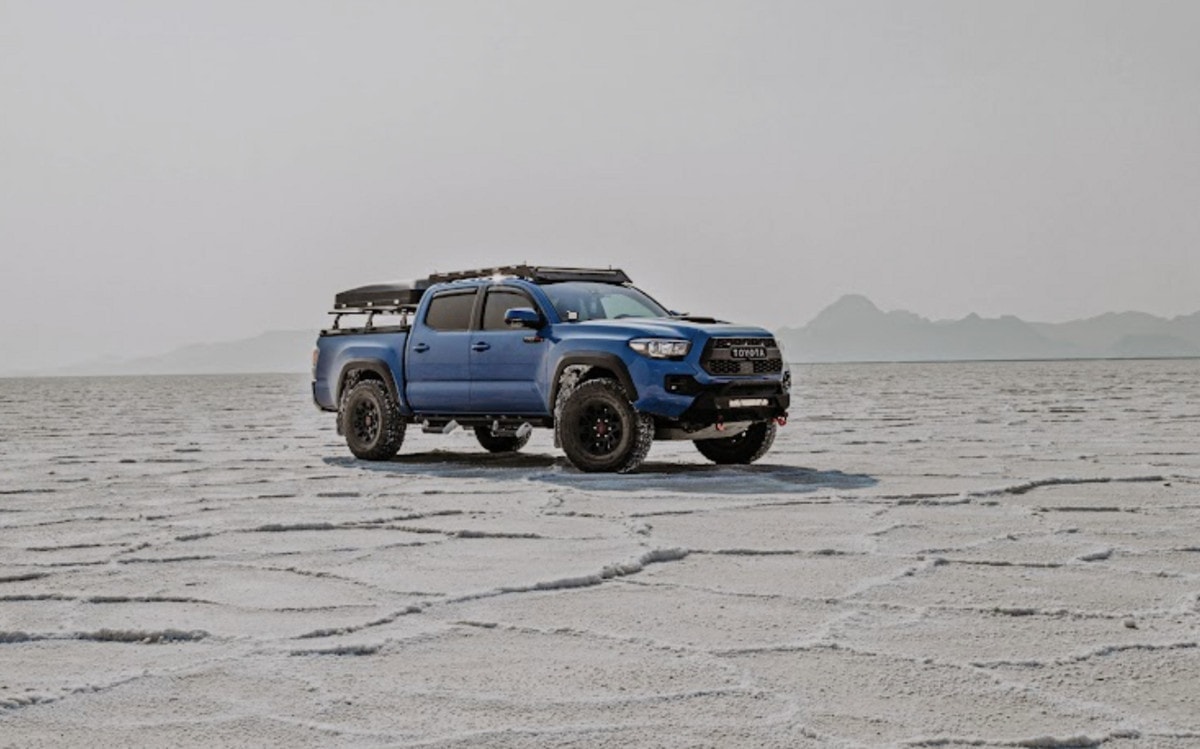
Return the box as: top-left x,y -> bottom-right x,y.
312,265 -> 790,473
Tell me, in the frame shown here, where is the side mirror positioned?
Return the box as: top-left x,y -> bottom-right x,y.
504,307 -> 541,329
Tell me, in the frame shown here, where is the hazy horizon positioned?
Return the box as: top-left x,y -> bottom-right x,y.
5,290 -> 1198,378
4,1 -> 1198,370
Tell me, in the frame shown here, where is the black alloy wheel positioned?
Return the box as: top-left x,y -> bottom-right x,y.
351,398 -> 381,445
339,379 -> 405,461
556,378 -> 653,473
577,401 -> 624,457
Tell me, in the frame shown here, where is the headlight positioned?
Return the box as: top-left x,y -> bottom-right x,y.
629,338 -> 691,359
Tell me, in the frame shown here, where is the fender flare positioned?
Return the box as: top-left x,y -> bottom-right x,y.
549,352 -> 638,408
336,359 -> 400,405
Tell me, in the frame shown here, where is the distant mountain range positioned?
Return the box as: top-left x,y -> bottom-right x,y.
8,330 -> 319,378
776,295 -> 1200,362
5,296 -> 1199,377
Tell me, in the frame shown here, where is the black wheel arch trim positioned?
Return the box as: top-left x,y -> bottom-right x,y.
337,359 -> 401,405
550,353 -> 639,407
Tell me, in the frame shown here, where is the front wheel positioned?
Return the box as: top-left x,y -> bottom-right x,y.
339,380 -> 405,461
694,421 -> 776,464
557,378 -> 653,473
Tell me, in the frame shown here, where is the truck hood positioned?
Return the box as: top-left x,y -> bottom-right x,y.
568,317 -> 777,340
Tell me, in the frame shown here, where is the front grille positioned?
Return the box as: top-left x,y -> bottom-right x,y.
708,359 -> 743,375
701,338 -> 784,376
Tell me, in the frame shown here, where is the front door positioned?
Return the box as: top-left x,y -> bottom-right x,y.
469,286 -> 548,415
404,288 -> 477,413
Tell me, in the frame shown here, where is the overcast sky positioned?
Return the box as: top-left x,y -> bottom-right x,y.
3,1 -> 1198,369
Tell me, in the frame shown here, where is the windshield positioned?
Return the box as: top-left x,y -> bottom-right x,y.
541,282 -> 670,322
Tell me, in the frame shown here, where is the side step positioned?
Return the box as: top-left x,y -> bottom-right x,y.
489,421 -> 533,440
422,420 -> 460,434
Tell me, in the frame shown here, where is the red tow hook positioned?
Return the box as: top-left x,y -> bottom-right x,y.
775,414 -> 788,427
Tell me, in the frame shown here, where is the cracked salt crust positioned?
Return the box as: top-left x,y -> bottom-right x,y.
1,360 -> 1199,746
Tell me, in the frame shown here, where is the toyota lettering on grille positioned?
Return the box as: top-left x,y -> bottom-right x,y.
729,346 -> 768,360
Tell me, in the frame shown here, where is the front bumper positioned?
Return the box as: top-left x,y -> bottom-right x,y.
673,378 -> 790,428
629,353 -> 790,424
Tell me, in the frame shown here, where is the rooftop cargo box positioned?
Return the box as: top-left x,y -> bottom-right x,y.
334,282 -> 425,309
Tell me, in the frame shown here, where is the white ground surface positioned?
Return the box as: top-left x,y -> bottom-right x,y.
1,360 -> 1199,748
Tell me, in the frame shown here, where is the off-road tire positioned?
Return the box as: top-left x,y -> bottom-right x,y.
339,380 -> 405,461
694,421 -> 776,465
557,378 -> 653,473
474,426 -> 532,453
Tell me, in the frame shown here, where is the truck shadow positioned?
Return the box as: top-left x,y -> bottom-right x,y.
324,452 -> 877,496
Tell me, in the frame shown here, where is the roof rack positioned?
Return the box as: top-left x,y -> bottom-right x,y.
330,266 -> 633,323
326,305 -> 415,333
425,265 -> 631,285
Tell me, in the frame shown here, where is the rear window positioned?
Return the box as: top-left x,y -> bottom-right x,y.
424,290 -> 477,331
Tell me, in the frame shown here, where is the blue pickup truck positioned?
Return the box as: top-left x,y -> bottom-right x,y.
312,265 -> 790,473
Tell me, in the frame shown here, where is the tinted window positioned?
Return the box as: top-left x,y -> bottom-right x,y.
424,291 -> 477,331
482,289 -> 535,331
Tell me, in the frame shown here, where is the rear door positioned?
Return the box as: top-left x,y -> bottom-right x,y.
404,288 -> 478,413
469,286 -> 549,415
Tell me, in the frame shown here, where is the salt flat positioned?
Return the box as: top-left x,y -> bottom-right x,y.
1,360 -> 1198,748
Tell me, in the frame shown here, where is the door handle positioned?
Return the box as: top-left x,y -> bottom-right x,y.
413,342 -> 430,353
471,342 -> 491,352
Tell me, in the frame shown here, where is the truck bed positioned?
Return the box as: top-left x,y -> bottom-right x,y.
312,329 -> 409,413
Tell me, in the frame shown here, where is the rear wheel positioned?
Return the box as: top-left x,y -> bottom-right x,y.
694,421 -> 776,464
339,379 -> 405,461
474,426 -> 531,453
557,378 -> 653,473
